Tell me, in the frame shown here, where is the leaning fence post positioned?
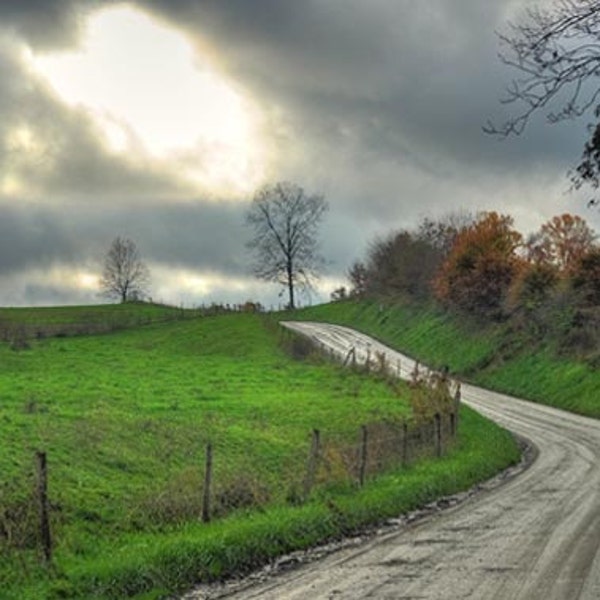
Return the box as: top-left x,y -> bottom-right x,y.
35,450 -> 52,564
303,429 -> 321,500
358,425 -> 368,487
201,442 -> 213,523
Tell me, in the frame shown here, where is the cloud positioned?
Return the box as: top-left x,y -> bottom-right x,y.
0,32 -> 199,201
1,0 -> 599,307
0,0 -> 99,50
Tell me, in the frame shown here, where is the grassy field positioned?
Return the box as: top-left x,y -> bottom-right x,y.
294,300 -> 600,418
0,305 -> 519,599
0,302 -> 192,346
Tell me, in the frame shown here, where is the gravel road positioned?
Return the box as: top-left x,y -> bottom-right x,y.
186,321 -> 600,600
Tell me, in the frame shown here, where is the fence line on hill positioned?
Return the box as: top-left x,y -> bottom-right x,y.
0,319 -> 462,563
2,387 -> 460,564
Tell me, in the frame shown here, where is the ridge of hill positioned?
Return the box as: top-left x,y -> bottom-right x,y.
0,305 -> 518,599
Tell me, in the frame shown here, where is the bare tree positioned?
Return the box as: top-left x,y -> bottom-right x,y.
347,260 -> 369,298
246,181 -> 327,309
485,1 -> 600,202
100,236 -> 150,303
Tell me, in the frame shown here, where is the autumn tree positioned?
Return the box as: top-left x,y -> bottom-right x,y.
347,260 -> 369,298
527,213 -> 597,274
486,1 -> 600,202
100,236 -> 150,303
507,261 -> 560,312
345,214 -> 473,301
246,181 -> 327,309
433,212 -> 523,317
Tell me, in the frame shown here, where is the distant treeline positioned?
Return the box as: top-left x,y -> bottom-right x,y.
336,211 -> 600,361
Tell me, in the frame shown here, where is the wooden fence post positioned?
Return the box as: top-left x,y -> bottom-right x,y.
402,421 -> 409,465
434,413 -> 442,458
358,425 -> 368,487
201,442 -> 213,523
35,451 -> 52,564
411,360 -> 420,383
303,429 -> 321,500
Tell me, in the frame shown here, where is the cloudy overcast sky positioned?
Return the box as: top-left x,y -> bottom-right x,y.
0,0 -> 598,307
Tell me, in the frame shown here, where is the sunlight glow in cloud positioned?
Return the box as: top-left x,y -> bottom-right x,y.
27,4 -> 266,197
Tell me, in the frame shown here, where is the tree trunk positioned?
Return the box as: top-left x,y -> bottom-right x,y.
287,261 -> 295,309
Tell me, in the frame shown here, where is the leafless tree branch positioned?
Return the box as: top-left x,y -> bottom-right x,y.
246,181 -> 327,309
100,236 -> 150,303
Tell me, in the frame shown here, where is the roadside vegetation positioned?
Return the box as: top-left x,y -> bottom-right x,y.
304,210 -> 599,419
0,305 -> 519,599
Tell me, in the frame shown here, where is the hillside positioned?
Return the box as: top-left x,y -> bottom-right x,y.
294,300 -> 600,418
0,305 -> 518,599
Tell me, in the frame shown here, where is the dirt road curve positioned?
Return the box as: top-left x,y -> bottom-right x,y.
188,322 -> 600,600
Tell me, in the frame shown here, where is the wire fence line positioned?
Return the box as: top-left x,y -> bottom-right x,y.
1,322 -> 461,565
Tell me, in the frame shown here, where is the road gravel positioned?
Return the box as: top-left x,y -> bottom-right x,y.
185,322 -> 600,600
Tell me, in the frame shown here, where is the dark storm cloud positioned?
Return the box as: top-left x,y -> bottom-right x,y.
0,0 -> 100,49
0,205 -> 77,275
83,201 -> 250,275
143,0 -> 592,189
144,0 -> 577,169
0,200 -> 249,276
1,0 -> 588,187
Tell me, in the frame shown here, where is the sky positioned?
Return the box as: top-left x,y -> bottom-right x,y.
1,0 -> 599,308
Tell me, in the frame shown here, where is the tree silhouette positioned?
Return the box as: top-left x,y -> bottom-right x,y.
486,1 -> 600,202
246,181 -> 327,309
527,213 -> 597,274
100,236 -> 150,303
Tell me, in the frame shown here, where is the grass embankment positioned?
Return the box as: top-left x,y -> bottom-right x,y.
0,305 -> 519,599
295,300 -> 600,418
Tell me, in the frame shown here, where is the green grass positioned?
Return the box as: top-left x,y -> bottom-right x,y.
294,300 -> 600,418
0,308 -> 520,599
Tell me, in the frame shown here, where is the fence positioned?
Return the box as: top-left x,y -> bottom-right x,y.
2,385 -> 460,565
1,324 -> 461,564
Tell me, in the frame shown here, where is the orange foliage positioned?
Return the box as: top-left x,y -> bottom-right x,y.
433,212 -> 523,316
527,213 -> 596,275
